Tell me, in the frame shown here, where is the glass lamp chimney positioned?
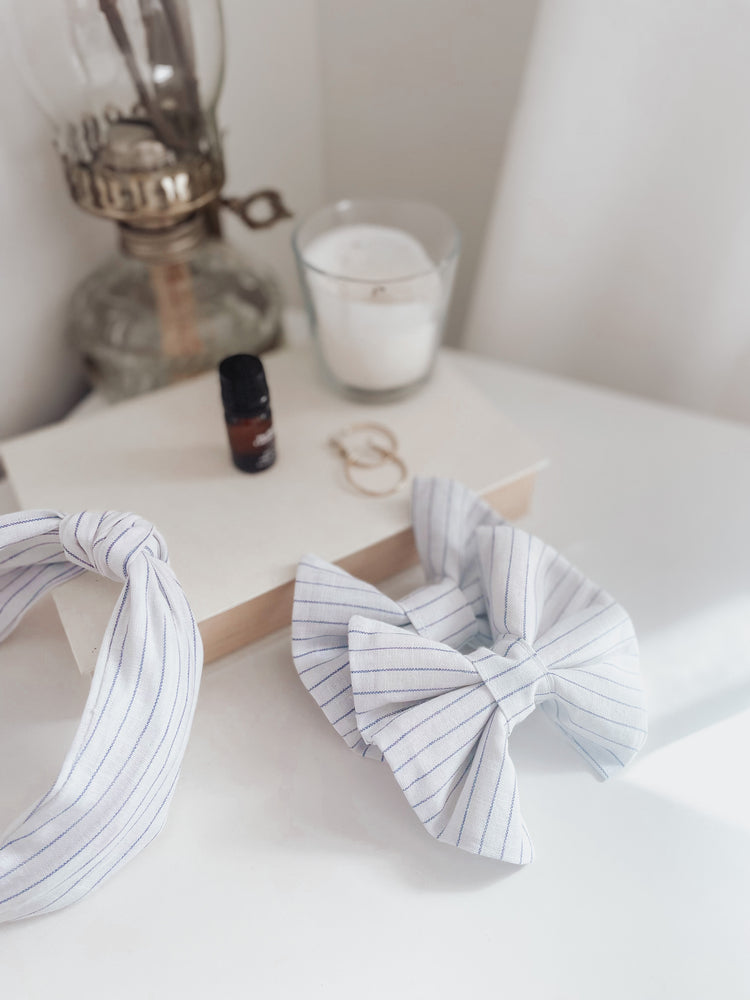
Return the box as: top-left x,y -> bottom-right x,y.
8,0 -> 226,225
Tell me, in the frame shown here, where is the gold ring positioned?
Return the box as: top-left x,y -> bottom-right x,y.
329,423 -> 400,469
344,445 -> 408,498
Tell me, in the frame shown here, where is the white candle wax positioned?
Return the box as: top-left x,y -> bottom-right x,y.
304,224 -> 444,391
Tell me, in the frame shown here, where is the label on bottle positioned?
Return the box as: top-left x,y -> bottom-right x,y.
227,415 -> 276,473
252,427 -> 275,449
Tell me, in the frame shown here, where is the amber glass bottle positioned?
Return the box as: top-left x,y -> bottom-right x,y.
219,354 -> 277,473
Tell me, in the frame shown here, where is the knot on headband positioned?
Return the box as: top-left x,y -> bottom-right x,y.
0,510 -> 202,924
292,479 -> 647,863
59,511 -> 168,581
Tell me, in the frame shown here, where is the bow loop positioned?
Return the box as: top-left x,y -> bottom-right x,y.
348,615 -> 483,731
59,512 -> 167,582
412,478 -> 503,607
477,524 -> 646,777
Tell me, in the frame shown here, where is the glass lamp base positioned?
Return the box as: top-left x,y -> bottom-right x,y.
67,238 -> 282,401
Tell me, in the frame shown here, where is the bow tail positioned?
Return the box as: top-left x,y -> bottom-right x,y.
368,683 -> 506,850
434,710 -> 533,863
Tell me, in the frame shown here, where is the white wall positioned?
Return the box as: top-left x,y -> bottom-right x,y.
317,0 -> 540,345
0,17 -> 114,441
465,0 -> 750,424
219,0 -> 324,304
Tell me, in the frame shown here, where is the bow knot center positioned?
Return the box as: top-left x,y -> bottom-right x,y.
470,637 -> 551,729
59,512 -> 167,581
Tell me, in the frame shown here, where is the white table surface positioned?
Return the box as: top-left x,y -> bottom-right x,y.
1,348 -> 749,999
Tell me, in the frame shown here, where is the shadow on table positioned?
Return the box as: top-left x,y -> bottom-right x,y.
191,633 -> 608,895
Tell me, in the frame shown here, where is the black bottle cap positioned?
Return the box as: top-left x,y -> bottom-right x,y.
219,354 -> 270,416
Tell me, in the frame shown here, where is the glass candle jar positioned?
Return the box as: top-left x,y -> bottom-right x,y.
293,198 -> 460,400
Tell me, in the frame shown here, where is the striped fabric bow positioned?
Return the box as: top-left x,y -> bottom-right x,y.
293,478 -> 504,755
0,510 -> 202,922
346,525 -> 646,863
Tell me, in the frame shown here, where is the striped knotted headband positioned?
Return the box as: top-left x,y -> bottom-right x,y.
0,510 -> 202,923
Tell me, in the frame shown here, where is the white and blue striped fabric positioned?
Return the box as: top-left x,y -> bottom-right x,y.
0,510 -> 202,923
292,478 -> 504,757
292,481 -> 647,863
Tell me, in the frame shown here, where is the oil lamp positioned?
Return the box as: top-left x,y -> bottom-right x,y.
8,0 -> 290,400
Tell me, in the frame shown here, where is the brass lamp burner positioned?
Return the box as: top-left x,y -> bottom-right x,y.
63,116 -> 221,225
66,152 -> 224,224
64,120 -> 289,231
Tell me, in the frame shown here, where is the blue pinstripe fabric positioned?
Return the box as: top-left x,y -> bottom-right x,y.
347,523 -> 646,862
292,478 -> 504,756
0,510 -> 202,923
290,476 -> 646,863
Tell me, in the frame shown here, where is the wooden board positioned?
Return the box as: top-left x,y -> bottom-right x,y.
1,346 -> 546,672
